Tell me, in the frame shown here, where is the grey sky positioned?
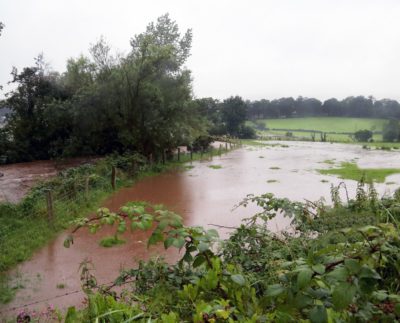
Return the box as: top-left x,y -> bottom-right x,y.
1,0 -> 400,101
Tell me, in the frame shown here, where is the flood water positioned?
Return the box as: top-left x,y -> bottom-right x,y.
0,158 -> 96,203
1,141 -> 400,319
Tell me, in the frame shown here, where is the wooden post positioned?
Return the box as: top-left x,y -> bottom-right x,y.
230,142 -> 232,149
190,149 -> 193,161
225,142 -> 228,151
111,166 -> 116,190
85,177 -> 90,200
219,144 -> 222,155
46,190 -> 54,228
162,150 -> 166,165
177,147 -> 181,162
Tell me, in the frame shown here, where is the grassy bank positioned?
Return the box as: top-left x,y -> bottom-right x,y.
0,146 -> 236,303
318,162 -> 400,183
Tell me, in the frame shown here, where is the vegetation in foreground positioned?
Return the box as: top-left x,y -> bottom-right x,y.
318,162 -> 400,183
11,181 -> 397,322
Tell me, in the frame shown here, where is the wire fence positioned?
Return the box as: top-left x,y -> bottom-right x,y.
0,140 -> 243,264
0,140 -> 243,317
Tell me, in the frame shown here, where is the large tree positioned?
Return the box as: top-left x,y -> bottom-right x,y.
221,96 -> 248,136
1,15 -> 207,162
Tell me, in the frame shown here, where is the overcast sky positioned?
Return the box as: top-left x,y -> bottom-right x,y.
1,0 -> 400,101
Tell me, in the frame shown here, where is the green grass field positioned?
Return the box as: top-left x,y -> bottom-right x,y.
318,162 -> 400,183
249,117 -> 387,143
254,117 -> 385,133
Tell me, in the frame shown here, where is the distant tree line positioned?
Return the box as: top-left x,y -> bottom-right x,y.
246,96 -> 400,120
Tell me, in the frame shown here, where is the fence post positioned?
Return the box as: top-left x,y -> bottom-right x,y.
177,147 -> 181,162
190,149 -> 193,161
132,161 -> 137,177
111,166 -> 116,190
219,144 -> 222,155
46,190 -> 54,228
225,142 -> 228,151
85,177 -> 90,200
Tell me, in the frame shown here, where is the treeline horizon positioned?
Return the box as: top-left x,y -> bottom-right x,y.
245,96 -> 400,120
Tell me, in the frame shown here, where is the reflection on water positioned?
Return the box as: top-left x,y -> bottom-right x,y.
2,142 -> 400,316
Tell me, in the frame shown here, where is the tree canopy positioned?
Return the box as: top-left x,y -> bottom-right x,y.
0,15 -> 208,163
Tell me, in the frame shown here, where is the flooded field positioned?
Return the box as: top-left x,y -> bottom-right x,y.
0,158 -> 96,203
1,141 -> 400,318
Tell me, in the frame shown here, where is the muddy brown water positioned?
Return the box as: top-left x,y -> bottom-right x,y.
1,141 -> 400,319
0,158 -> 97,203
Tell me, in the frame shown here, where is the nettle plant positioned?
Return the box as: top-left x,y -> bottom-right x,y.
64,188 -> 400,322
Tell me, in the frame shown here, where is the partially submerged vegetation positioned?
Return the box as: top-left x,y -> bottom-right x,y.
269,166 -> 280,170
266,179 -> 278,183
318,162 -> 400,183
0,146 -> 234,303
38,181 -> 400,322
208,164 -> 222,169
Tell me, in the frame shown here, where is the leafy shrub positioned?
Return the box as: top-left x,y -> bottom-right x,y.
354,129 -> 373,142
383,120 -> 400,142
64,184 -> 400,322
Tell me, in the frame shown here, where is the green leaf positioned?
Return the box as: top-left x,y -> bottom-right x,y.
231,274 -> 245,286
206,229 -> 219,238
344,259 -> 361,275
148,232 -> 164,246
198,242 -> 210,253
193,255 -> 206,268
131,222 -> 139,230
359,266 -> 381,280
312,264 -> 326,275
297,269 -> 313,289
172,237 -> 185,249
142,219 -> 152,230
157,220 -> 169,231
326,267 -> 349,283
215,309 -> 230,319
164,237 -> 174,249
117,222 -> 126,233
294,293 -> 313,309
332,282 -> 357,311
309,305 -> 328,323
265,284 -> 285,297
